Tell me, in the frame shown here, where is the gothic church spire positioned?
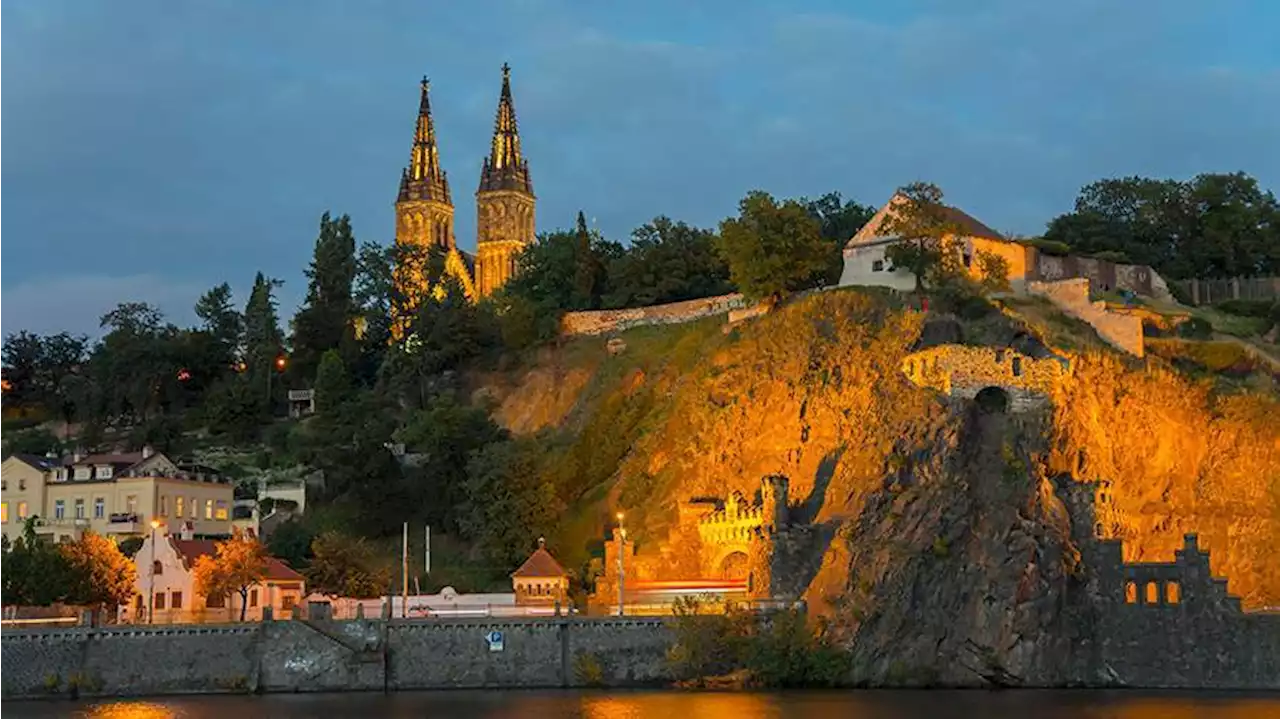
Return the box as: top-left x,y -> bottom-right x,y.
400,76 -> 451,204
478,63 -> 533,195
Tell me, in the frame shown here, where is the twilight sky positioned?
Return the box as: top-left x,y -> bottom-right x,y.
3,0 -> 1278,337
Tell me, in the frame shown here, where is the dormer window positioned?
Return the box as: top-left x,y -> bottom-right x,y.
55,468 -> 68,482
95,465 -> 113,480
74,467 -> 91,481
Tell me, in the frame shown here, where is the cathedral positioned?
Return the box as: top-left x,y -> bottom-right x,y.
394,63 -> 535,319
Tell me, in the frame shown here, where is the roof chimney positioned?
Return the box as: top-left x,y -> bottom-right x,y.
180,521 -> 194,541
72,447 -> 84,463
141,445 -> 155,459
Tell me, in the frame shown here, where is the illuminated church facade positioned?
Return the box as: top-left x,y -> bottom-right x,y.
393,63 -> 535,322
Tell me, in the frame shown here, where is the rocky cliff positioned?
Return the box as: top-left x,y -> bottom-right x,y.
469,288 -> 1280,682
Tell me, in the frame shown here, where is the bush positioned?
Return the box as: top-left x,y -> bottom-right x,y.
1214,299 -> 1274,319
573,653 -> 605,687
1089,250 -> 1130,264
1025,238 -> 1071,256
1177,317 -> 1214,340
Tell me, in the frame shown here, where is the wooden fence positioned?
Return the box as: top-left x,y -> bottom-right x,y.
1170,277 -> 1280,306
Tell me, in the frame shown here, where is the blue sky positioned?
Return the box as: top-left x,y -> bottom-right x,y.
3,0 -> 1278,337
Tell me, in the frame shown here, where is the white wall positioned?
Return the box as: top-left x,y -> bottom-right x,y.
838,244 -> 918,291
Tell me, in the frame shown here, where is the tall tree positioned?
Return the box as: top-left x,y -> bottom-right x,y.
460,439 -> 563,569
291,212 -> 359,382
572,211 -> 606,309
242,272 -> 285,409
91,303 -> 179,424
603,216 -> 732,309
194,282 -> 243,370
306,532 -> 392,598
715,191 -> 830,302
880,182 -> 965,292
60,531 -> 137,613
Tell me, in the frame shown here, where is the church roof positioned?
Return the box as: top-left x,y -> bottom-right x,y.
847,192 -> 1004,247
511,545 -> 567,579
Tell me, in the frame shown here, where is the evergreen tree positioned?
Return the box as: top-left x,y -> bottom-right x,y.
572,211 -> 604,309
242,272 -> 285,409
291,212 -> 358,383
314,349 -> 354,413
194,282 -> 243,370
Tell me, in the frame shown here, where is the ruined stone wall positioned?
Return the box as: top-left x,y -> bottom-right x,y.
1028,278 -> 1145,357
1034,255 -> 1168,299
901,344 -> 1066,411
562,293 -> 746,336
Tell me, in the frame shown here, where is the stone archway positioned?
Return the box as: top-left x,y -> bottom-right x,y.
974,386 -> 1010,413
718,551 -> 750,581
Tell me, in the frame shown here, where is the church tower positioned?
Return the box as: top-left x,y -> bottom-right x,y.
396,77 -> 455,255
474,63 -> 536,297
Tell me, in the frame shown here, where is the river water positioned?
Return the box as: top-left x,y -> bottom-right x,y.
5,690 -> 1280,719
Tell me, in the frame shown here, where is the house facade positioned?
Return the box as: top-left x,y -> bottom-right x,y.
511,538 -> 569,607
1,448 -> 234,544
1,454 -> 56,543
124,530 -> 305,624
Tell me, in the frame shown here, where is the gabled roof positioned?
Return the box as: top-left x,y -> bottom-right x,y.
168,537 -> 304,582
511,546 -> 568,579
847,192 -> 1004,247
10,453 -> 59,472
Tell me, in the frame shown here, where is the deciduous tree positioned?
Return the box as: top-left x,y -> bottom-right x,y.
715,191 -> 830,301
192,531 -> 269,621
879,182 -> 965,293
60,531 -> 137,612
306,532 -> 391,598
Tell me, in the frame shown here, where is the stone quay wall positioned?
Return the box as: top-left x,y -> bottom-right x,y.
561,293 -> 746,336
1,616 -> 673,700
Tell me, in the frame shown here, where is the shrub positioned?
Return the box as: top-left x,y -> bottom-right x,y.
1089,250 -> 1130,264
1177,317 -> 1214,340
1025,238 -> 1071,256
1214,299 -> 1274,319
573,653 -> 605,687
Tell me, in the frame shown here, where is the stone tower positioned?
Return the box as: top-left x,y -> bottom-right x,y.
760,474 -> 790,531
474,63 -> 535,297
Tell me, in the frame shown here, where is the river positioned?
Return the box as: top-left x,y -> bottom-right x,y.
5,690 -> 1280,718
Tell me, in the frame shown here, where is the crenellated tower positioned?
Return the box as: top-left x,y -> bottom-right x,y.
474,63 -> 536,297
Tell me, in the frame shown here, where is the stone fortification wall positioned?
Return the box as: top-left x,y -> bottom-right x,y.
1,617 -> 672,699
1034,255 -> 1172,301
561,293 -> 745,336
901,344 -> 1066,411
1028,278 -> 1145,357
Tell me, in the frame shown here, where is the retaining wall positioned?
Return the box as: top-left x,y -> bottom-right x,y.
1028,278 -> 1145,357
561,294 -> 745,336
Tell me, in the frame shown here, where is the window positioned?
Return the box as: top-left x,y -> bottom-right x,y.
872,260 -> 885,272
171,591 -> 183,609
175,497 -> 184,519
55,500 -> 66,519
249,589 -> 259,607
153,560 -> 163,575
1125,581 -> 1137,604
18,502 -> 28,520
1,503 -> 7,524
74,467 -> 91,480
154,592 -> 166,610
18,478 -> 26,491
282,595 -> 296,611
160,496 -> 168,517
94,498 -> 105,519
95,466 -> 113,480
56,468 -> 68,482
74,499 -> 85,519
205,499 -> 213,520
1166,582 -> 1180,605
215,501 -> 229,520
1145,582 -> 1159,604
127,495 -> 138,514
190,498 -> 197,518
1011,357 -> 1023,377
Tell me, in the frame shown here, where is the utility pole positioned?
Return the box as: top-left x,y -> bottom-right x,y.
615,512 -> 626,617
425,524 -> 431,576
401,522 -> 409,619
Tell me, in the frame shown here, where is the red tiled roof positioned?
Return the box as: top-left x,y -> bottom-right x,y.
938,204 -> 1004,241
67,452 -> 145,468
169,537 -> 304,582
511,546 -> 568,578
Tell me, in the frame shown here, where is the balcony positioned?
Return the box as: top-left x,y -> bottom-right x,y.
105,513 -> 142,534
33,517 -> 90,534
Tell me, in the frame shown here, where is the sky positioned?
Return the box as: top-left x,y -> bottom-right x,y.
3,0 -> 1278,338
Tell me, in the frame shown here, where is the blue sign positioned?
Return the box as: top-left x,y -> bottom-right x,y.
486,630 -> 504,652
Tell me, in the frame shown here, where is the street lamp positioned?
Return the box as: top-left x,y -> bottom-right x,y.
147,519 -> 161,625
615,512 -> 626,617
266,355 -> 287,410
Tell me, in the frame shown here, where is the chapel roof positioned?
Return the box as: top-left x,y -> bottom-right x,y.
511,542 -> 568,579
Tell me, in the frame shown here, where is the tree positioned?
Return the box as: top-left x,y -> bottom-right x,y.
1,520 -> 74,606
90,303 -> 180,424
314,349 -> 354,413
194,282 -> 243,372
715,191 -> 831,301
2,427 -> 62,457
60,531 -> 136,613
572,211 -> 607,309
242,272 -> 285,409
202,373 -> 265,442
804,192 -> 876,285
603,216 -> 732,309
2,331 -> 90,423
305,532 -> 391,598
291,213 -> 359,383
192,531 -> 269,621
266,519 -> 316,569
974,250 -> 1012,295
460,439 -> 563,569
879,182 -> 966,292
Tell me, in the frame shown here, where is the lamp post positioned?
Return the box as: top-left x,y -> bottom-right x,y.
146,519 -> 161,625
615,512 -> 626,617
267,355 -> 286,410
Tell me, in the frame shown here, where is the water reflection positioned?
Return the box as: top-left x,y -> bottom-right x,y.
10,690 -> 1280,719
